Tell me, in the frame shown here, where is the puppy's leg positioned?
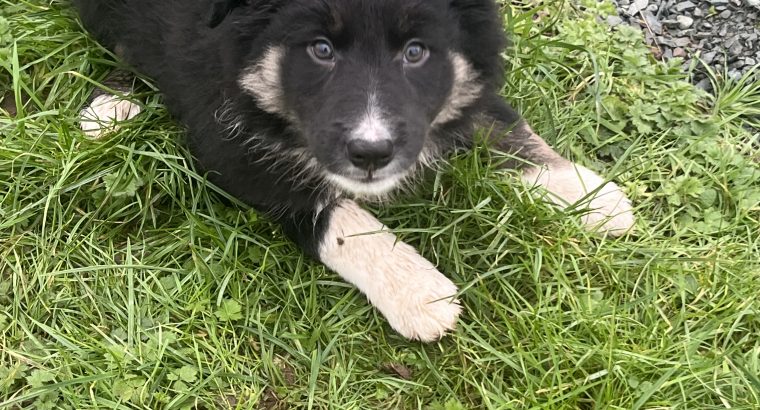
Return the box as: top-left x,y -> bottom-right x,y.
495,119 -> 634,236
80,70 -> 142,138
282,200 -> 461,342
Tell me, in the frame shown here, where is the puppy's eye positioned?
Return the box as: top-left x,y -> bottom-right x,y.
403,41 -> 427,65
310,39 -> 334,62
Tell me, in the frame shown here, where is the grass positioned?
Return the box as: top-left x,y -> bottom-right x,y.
1,0 -> 759,408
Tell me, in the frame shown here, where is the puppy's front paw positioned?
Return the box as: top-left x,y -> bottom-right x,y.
320,200 -> 461,342
80,94 -> 141,138
325,238 -> 462,342
378,258 -> 461,342
523,163 -> 635,236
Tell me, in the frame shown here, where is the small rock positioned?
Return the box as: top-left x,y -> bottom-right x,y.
719,10 -> 732,18
607,15 -> 624,26
674,37 -> 691,47
644,32 -> 656,45
701,22 -> 713,29
673,1 -> 697,12
673,47 -> 687,57
725,36 -> 740,49
628,0 -> 649,15
729,42 -> 744,56
663,47 -> 674,59
745,57 -> 757,66
693,8 -> 704,17
709,0 -> 729,4
701,51 -> 717,64
677,15 -> 694,29
728,69 -> 743,81
641,10 -> 663,33
695,78 -> 713,92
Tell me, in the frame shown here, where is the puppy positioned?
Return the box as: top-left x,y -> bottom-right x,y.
74,0 -> 634,341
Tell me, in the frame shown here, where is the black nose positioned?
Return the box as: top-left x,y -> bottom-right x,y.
346,139 -> 394,170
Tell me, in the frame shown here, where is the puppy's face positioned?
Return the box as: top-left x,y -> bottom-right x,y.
240,0 -> 483,197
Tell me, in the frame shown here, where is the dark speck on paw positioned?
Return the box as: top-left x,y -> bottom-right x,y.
337,238 -> 345,246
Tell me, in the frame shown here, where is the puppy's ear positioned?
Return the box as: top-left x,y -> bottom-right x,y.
207,0 -> 249,28
448,0 -> 506,85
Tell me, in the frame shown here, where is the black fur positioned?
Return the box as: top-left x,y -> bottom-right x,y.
73,0 -> 524,256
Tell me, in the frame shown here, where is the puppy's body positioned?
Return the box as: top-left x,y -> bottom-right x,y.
74,0 -> 634,340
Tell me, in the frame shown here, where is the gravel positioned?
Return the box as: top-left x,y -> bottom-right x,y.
611,0 -> 760,90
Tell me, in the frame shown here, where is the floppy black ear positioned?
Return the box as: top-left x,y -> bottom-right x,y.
207,0 -> 249,28
448,0 -> 506,87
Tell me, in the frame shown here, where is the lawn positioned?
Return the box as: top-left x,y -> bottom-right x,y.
1,0 -> 759,409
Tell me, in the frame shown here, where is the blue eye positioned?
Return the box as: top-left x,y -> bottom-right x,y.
404,41 -> 427,65
311,39 -> 334,61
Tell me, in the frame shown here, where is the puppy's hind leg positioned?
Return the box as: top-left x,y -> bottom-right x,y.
80,70 -> 142,138
280,200 -> 461,342
495,120 -> 635,236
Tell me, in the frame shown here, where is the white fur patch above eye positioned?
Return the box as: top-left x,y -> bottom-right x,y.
319,200 -> 461,341
523,164 -> 635,236
239,46 -> 286,115
431,52 -> 483,127
80,94 -> 142,138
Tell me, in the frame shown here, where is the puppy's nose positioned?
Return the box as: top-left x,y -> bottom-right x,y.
346,139 -> 394,170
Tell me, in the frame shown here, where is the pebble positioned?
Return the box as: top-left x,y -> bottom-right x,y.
695,78 -> 712,92
701,51 -> 717,64
607,15 -> 624,26
674,37 -> 691,47
673,1 -> 697,11
677,15 -> 694,28
673,47 -> 687,57
642,10 -> 663,33
628,0 -> 649,14
725,36 -> 740,49
729,42 -> 744,56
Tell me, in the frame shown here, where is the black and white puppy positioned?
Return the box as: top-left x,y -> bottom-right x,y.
75,0 -> 635,341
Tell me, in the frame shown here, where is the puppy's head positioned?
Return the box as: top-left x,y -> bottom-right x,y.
235,0 -> 504,197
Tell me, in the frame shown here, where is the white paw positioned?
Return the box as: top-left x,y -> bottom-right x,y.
319,200 -> 461,341
375,256 -> 461,342
80,94 -> 141,138
523,164 -> 635,236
